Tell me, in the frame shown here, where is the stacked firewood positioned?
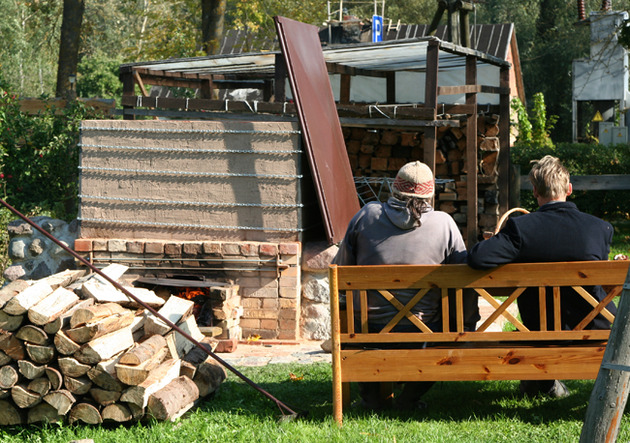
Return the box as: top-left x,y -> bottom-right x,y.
0,265 -> 227,426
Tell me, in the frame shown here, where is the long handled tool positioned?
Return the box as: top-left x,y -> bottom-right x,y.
0,198 -> 306,421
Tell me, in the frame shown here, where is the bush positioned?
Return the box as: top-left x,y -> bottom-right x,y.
512,141 -> 630,218
0,89 -> 105,221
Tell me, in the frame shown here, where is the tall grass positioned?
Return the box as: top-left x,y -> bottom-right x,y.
0,363 -> 628,442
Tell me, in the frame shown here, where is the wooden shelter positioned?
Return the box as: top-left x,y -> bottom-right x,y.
117,28 -> 516,246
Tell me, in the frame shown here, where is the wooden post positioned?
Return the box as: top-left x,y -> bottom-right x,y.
498,66 -> 510,214
386,71 -> 396,104
330,265 -> 343,426
340,74 -> 351,104
465,55 -> 478,247
580,268 -> 630,442
423,39 -> 439,180
274,53 -> 287,103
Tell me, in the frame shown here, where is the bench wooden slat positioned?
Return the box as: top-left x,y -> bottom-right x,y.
336,261 -> 629,289
340,329 -> 611,343
339,346 -> 606,382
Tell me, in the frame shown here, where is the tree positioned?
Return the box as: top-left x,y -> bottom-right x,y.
55,0 -> 85,99
202,0 -> 226,55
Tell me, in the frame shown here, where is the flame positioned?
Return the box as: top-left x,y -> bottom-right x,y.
177,288 -> 206,300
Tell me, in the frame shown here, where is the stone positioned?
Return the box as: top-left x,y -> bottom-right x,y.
301,242 -> 338,273
3,265 -> 26,282
28,239 -> 44,256
301,302 -> 331,340
30,262 -> 53,281
7,221 -> 32,236
9,240 -> 26,260
301,274 -> 330,303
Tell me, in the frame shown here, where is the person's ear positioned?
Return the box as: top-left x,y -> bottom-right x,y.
532,186 -> 539,199
566,183 -> 573,197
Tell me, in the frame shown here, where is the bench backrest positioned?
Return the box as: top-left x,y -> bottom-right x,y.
329,261 -> 630,346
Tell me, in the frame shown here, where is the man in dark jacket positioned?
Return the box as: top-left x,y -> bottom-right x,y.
467,155 -> 615,397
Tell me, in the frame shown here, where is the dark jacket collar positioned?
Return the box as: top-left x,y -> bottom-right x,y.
538,201 -> 578,212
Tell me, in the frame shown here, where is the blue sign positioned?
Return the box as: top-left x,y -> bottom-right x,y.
372,15 -> 383,42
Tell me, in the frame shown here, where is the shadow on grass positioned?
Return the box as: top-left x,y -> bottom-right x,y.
197,362 -> 598,425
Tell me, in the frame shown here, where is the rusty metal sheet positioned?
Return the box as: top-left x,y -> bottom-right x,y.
274,16 -> 360,244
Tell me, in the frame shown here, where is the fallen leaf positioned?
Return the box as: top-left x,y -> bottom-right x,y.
247,334 -> 261,342
289,372 -> 303,381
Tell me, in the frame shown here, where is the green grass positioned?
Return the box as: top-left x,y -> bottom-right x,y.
1,363 -> 628,442
611,218 -> 630,258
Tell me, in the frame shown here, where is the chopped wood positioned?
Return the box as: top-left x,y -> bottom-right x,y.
25,342 -> 56,364
69,302 -> 127,329
0,350 -> 12,367
64,375 -> 92,395
193,360 -> 227,397
44,299 -> 95,334
58,357 -> 92,378
0,399 -> 24,425
199,326 -> 222,337
131,309 -> 147,333
87,354 -> 125,392
66,310 -> 135,344
115,346 -> 168,385
119,286 -> 165,308
54,330 -> 81,355
0,310 -> 24,332
92,264 -> 129,284
74,326 -> 135,365
42,269 -> 87,290
45,367 -> 63,390
183,336 -> 218,366
120,334 -> 167,366
11,384 -> 42,408
0,364 -> 19,389
147,376 -> 199,421
89,387 -> 121,406
126,401 -> 144,420
144,295 -> 194,336
0,388 -> 8,399
3,280 -> 54,315
28,286 -> 79,326
43,390 -> 76,415
166,315 -> 205,359
15,324 -> 49,345
27,377 -> 51,396
101,403 -> 133,423
18,360 -> 46,380
27,402 -> 62,424
120,359 -> 181,408
0,333 -> 25,360
68,402 -> 102,424
180,361 -> 197,380
0,280 -> 30,309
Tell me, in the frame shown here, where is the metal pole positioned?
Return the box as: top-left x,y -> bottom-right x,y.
580,268 -> 630,442
0,198 -> 303,420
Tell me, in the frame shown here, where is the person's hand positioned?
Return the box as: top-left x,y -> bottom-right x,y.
482,231 -> 494,240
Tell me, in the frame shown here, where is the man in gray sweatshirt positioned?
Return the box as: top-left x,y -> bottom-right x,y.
333,161 -> 479,410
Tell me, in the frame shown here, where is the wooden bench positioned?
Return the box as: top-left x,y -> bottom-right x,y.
329,260 -> 630,425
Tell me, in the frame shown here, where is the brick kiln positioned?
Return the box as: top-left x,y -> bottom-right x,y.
76,119 -> 315,342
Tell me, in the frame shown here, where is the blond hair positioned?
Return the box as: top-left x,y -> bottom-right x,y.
528,155 -> 570,199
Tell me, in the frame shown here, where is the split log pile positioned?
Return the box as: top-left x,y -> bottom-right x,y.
343,114 -> 502,237
0,265 -> 227,426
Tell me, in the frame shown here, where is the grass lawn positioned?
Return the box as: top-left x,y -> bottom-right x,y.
611,218 -> 630,258
1,362 -> 629,442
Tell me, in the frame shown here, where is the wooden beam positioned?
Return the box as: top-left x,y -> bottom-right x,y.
438,85 -> 509,96
465,55 -> 478,248
498,66 -> 511,215
274,53 -> 287,102
325,62 -> 389,78
386,72 -> 396,104
424,39 -> 440,187
340,74 -> 351,104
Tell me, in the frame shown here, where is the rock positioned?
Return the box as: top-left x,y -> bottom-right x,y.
9,240 -> 26,260
3,265 -> 26,282
301,302 -> 331,340
301,274 -> 330,303
301,241 -> 338,273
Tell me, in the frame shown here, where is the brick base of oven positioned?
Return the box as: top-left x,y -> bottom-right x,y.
74,238 -> 302,340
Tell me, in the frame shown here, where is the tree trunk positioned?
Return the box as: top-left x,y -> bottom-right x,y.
201,0 -> 226,55
55,0 -> 85,99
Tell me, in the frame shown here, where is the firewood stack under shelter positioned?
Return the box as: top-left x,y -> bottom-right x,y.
0,265 -> 227,426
